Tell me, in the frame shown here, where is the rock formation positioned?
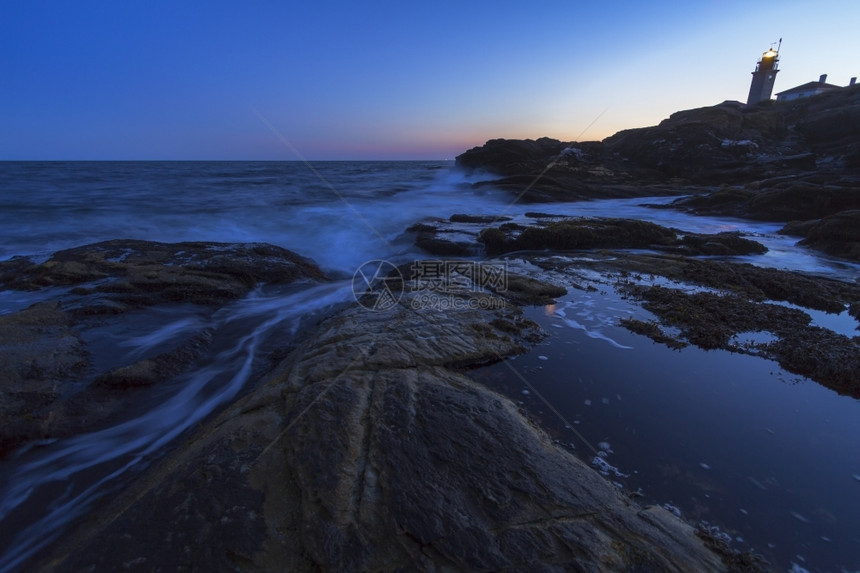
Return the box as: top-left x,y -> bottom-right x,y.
455,86 -> 860,260
0,240 -> 326,457
37,267 -> 737,572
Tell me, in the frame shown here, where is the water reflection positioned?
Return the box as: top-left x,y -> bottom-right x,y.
471,286 -> 860,572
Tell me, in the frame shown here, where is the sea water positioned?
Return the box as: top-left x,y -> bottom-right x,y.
0,161 -> 858,571
470,282 -> 860,572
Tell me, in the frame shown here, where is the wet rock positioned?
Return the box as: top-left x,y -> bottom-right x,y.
409,219 -> 491,257
93,329 -> 214,389
781,210 -> 860,262
544,253 -> 858,315
39,267 -> 732,572
523,251 -> 859,395
788,84 -> 860,159
480,217 -> 678,255
0,302 -> 88,456
767,327 -> 860,392
0,240 -> 327,458
0,306 -> 217,457
619,318 -> 688,350
448,213 -> 511,224
668,181 -> 860,222
0,239 -> 326,309
489,272 -> 568,306
473,217 -> 770,258
627,285 -> 811,350
675,231 -> 769,256
413,234 -> 476,256
620,283 -> 860,396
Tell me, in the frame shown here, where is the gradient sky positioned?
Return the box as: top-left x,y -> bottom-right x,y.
2,1 -> 858,160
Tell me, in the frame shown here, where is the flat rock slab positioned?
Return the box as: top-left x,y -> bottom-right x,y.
40,270 -> 733,572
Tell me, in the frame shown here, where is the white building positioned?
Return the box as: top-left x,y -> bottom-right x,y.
776,74 -> 857,102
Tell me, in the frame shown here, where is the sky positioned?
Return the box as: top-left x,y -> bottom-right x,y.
2,1 -> 859,160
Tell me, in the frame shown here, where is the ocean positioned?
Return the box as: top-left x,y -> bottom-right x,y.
0,161 -> 858,571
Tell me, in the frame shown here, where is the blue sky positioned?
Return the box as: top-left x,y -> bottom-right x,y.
2,1 -> 858,160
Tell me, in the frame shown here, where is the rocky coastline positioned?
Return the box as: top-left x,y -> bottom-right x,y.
5,247 -> 755,572
3,89 -> 859,570
456,85 -> 860,261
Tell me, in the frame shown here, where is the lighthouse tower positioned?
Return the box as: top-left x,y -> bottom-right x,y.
747,42 -> 780,105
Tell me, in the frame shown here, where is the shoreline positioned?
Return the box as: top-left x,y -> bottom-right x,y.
21,255 -> 755,572
2,208 -> 857,569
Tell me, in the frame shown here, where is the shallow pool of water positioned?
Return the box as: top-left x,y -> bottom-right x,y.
469,286 -> 860,573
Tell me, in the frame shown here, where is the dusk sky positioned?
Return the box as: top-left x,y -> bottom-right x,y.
2,1 -> 859,160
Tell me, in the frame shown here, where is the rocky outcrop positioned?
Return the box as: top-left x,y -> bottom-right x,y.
454,137 -> 571,176
38,267 -> 735,572
602,100 -> 801,181
780,209 -> 860,262
456,87 -> 860,261
622,284 -> 859,394
530,251 -> 860,395
408,215 -> 767,258
458,87 -> 860,190
0,239 -> 326,310
664,178 -> 860,222
0,240 -> 326,458
0,302 -> 88,455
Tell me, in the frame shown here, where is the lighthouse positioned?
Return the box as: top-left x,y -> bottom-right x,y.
747,41 -> 780,105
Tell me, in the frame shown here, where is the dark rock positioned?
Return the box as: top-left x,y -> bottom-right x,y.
490,273 -> 568,305
676,231 -> 769,256
410,219 -> 494,257
413,234 -> 476,256
472,173 -> 595,202
456,87 -> 860,219
449,213 -> 511,224
619,318 -> 688,350
0,302 -> 88,456
599,254 -> 856,314
784,210 -> 860,262
603,101 -> 791,181
788,84 -> 860,159
456,137 -> 570,176
405,222 -> 440,233
481,217 -> 679,255
0,239 -> 326,308
478,226 -> 511,255
38,265 -> 732,572
477,217 -> 769,259
670,181 -> 860,222
621,284 -> 860,395
525,211 -> 565,218
0,240 -> 326,458
94,329 -> 214,389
